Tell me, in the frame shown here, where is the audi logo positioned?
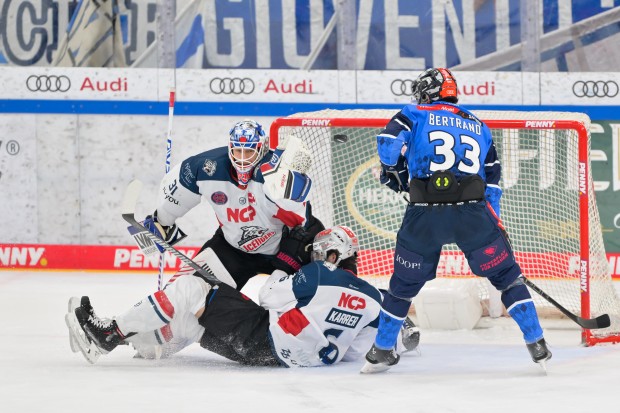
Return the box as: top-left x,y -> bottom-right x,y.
572,80 -> 619,98
209,77 -> 255,95
390,79 -> 415,96
26,75 -> 71,92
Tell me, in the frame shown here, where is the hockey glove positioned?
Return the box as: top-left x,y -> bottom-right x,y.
380,155 -> 409,193
140,212 -> 187,253
273,216 -> 325,273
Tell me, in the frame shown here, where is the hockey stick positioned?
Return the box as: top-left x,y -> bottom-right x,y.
523,277 -> 610,329
122,179 -> 221,285
155,88 -> 176,290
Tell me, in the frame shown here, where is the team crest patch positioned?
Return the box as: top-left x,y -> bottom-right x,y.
203,159 -> 217,176
211,191 -> 228,205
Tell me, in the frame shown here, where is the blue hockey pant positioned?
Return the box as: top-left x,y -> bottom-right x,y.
384,201 -> 523,318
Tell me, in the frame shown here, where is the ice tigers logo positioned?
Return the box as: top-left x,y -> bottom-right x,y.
238,226 -> 276,252
203,159 -> 217,176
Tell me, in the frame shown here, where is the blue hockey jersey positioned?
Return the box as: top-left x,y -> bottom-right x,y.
377,102 -> 502,215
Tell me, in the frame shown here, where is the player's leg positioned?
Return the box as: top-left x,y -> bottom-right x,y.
194,228 -> 275,290
457,202 -> 550,363
363,206 -> 443,372
197,283 -> 280,366
68,275 -> 211,361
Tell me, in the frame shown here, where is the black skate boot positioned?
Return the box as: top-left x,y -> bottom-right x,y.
75,307 -> 128,353
360,344 -> 400,374
67,296 -> 96,353
401,316 -> 420,353
526,338 -> 552,364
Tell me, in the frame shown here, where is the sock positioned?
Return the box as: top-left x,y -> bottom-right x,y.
508,300 -> 544,344
116,290 -> 175,335
375,309 -> 406,350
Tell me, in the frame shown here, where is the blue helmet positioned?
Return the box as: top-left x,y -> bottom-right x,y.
228,120 -> 268,185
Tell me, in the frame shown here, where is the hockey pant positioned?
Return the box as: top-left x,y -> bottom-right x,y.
198,283 -> 281,367
379,201 -> 542,346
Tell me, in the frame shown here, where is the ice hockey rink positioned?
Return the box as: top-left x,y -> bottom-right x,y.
1,270 -> 618,413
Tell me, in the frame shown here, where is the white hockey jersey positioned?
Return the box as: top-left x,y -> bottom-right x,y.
259,263 -> 383,367
156,147 -> 309,255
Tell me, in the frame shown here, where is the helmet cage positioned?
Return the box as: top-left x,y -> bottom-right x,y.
311,225 -> 359,266
411,68 -> 458,104
228,120 -> 268,184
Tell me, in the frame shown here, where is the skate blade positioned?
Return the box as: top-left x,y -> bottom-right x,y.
537,359 -> 548,375
360,361 -> 392,374
65,311 -> 101,364
67,297 -> 81,353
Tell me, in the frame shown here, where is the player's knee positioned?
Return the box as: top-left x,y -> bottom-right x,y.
499,276 -> 533,311
165,275 -> 212,315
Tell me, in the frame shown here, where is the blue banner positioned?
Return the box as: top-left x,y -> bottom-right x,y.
0,0 -> 619,69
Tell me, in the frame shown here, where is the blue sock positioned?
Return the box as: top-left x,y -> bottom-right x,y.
375,310 -> 405,350
508,300 -> 544,344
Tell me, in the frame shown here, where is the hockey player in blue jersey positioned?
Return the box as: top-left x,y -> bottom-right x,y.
65,226 -> 419,366
361,68 -> 551,373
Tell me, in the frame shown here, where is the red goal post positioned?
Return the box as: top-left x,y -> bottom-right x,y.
270,109 -> 620,346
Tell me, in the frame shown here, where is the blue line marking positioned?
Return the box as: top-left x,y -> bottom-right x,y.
0,100 -> 618,121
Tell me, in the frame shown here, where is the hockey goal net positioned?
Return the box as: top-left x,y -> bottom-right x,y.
270,109 -> 620,346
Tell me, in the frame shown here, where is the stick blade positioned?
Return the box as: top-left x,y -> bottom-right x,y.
580,313 -> 611,330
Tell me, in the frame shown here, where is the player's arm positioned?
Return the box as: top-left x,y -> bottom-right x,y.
377,111 -> 412,165
377,111 -> 412,193
483,141 -> 503,217
258,270 -> 297,311
139,159 -> 202,246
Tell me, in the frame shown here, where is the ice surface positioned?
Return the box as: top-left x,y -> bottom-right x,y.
1,271 -> 619,413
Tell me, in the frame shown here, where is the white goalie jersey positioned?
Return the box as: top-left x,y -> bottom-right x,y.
259,263 -> 383,367
155,147 -> 310,255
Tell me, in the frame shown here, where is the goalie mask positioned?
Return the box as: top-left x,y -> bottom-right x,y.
311,225 -> 359,267
228,120 -> 269,185
411,68 -> 458,104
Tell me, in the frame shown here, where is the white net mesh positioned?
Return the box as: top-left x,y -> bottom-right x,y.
276,109 -> 620,344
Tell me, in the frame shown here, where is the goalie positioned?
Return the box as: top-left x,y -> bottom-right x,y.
142,119 -> 321,290
65,226 -> 419,366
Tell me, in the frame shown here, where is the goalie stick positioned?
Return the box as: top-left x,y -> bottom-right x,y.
122,179 -> 221,286
523,277 -> 610,330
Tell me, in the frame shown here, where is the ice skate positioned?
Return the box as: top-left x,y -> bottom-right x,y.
65,305 -> 103,364
74,306 -> 127,354
67,296 -> 94,353
401,316 -> 420,354
360,344 -> 400,374
526,338 -> 552,373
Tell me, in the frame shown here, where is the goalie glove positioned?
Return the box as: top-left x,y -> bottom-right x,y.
261,134 -> 313,202
132,212 -> 187,254
380,155 -> 409,193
